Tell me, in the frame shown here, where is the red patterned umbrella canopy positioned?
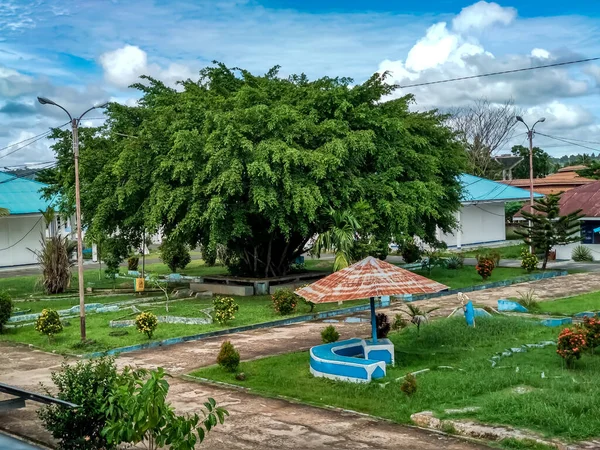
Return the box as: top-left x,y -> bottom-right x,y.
295,256 -> 448,303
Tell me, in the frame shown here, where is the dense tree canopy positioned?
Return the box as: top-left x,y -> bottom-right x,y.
42,64 -> 466,276
510,145 -> 553,179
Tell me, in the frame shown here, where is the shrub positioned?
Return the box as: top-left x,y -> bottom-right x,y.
213,296 -> 239,325
135,311 -> 158,339
557,327 -> 587,368
517,289 -> 540,312
35,235 -> 72,294
583,317 -> 600,354
159,238 -> 191,273
572,245 -> 593,262
217,341 -> 240,372
272,288 -> 298,315
0,291 -> 12,333
127,257 -> 139,271
391,314 -> 408,331
38,358 -> 119,450
321,325 -> 340,343
35,309 -> 63,342
446,254 -> 464,270
401,239 -> 421,264
400,373 -> 417,396
202,244 -> 217,266
376,313 -> 391,339
520,248 -> 538,272
475,256 -> 494,280
102,236 -> 130,281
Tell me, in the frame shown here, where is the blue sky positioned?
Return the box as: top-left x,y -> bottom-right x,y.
2,0 -> 600,166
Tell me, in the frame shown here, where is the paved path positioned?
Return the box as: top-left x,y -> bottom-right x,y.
2,272 -> 600,449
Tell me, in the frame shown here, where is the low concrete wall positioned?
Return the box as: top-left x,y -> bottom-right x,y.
190,283 -> 254,296
555,243 -> 600,261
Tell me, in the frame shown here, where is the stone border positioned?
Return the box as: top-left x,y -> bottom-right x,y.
83,270 -> 568,358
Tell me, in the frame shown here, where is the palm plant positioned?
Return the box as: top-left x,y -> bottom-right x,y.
0,207 -> 9,217
404,304 -> 440,334
312,208 -> 360,272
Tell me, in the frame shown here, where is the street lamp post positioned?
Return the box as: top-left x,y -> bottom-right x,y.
516,115 -> 546,254
37,97 -> 108,341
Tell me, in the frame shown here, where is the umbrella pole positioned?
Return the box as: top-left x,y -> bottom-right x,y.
370,297 -> 377,343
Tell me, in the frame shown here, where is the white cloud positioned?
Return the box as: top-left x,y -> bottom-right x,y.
531,48 -> 550,59
452,1 -> 516,33
526,102 -> 595,130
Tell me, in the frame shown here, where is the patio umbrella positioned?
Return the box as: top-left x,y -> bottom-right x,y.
295,256 -> 448,343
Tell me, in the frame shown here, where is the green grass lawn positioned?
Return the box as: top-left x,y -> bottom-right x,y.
537,292 -> 600,316
461,244 -> 524,260
0,294 -> 369,354
192,316 -> 600,441
413,266 -> 530,289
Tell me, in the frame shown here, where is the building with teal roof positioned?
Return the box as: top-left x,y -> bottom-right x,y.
438,173 -> 542,248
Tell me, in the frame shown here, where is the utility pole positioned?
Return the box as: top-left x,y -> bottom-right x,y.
38,97 -> 108,341
516,115 -> 546,254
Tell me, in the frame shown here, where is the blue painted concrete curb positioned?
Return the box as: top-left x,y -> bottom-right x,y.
83,270 -> 568,359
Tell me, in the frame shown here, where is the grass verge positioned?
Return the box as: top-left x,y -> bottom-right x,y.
537,292 -> 600,316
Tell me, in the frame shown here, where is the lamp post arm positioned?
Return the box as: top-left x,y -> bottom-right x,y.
77,105 -> 99,124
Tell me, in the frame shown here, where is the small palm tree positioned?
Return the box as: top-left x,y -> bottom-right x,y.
312,208 -> 360,272
404,304 -> 440,334
0,207 -> 9,217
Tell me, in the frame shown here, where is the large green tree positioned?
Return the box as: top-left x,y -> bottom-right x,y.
42,64 -> 466,277
510,145 -> 552,179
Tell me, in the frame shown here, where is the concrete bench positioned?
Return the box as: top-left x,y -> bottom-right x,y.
309,338 -> 394,383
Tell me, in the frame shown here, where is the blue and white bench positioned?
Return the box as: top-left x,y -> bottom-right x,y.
309,338 -> 394,383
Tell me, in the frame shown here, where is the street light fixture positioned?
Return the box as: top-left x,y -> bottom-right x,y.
37,96 -> 109,341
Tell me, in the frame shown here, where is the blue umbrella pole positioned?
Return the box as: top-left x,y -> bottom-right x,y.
370,297 -> 377,343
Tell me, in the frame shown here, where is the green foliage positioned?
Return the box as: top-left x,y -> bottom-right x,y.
42,64 -> 466,278
312,208 -> 360,272
475,255 -> 495,280
510,145 -> 553,179
576,160 -> 600,180
520,248 -> 539,272
217,341 -> 240,372
321,325 -> 340,343
34,235 -> 72,294
38,358 -> 119,450
127,257 -> 139,271
572,245 -> 593,262
516,289 -> 540,312
421,248 -> 446,274
583,317 -> 600,353
102,236 -> 130,280
135,311 -> 158,339
271,288 -> 298,315
103,367 -> 227,450
404,304 -> 438,334
445,254 -> 464,270
35,309 -> 63,342
159,238 -> 191,273
557,327 -> 587,368
400,373 -> 417,396
505,201 -> 525,224
202,245 -> 217,266
400,239 -> 422,264
391,314 -> 408,331
212,296 -> 239,324
516,193 -> 584,269
0,291 -> 12,333
376,313 -> 391,339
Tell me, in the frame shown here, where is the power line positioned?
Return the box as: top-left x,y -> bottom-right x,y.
0,215 -> 44,251
0,162 -> 57,185
536,133 -> 600,153
399,56 -> 600,89
536,134 -> 600,147
0,122 -> 69,161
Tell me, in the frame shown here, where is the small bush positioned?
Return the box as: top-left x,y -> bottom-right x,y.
401,239 -> 421,264
35,309 -> 63,342
475,256 -> 494,280
38,358 -> 119,450
446,254 -> 464,270
557,327 -> 587,368
441,421 -> 457,435
272,289 -> 298,315
135,311 -> 158,339
159,238 -> 191,273
213,296 -> 239,325
36,235 -> 72,294
400,373 -> 417,396
520,248 -> 538,272
0,291 -> 12,333
572,245 -> 593,262
517,289 -> 540,312
391,314 -> 408,331
217,340 -> 240,372
321,325 -> 340,343
127,257 -> 139,271
583,317 -> 600,354
376,313 -> 391,339
202,244 -> 217,266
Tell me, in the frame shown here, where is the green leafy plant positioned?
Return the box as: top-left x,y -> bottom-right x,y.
401,239 -> 422,264
517,289 -> 540,312
127,256 -> 139,271
445,254 -> 464,270
475,255 -> 495,280
0,291 -> 12,334
33,235 -> 73,294
421,249 -> 446,274
572,245 -> 594,262
404,304 -> 439,334
271,288 -> 298,315
400,373 -> 417,396
35,309 -> 63,342
583,317 -> 600,355
391,314 -> 408,331
557,327 -> 587,368
38,358 -> 119,450
103,367 -> 227,450
376,313 -> 391,339
311,208 -> 360,272
321,325 -> 340,343
102,236 -> 130,283
159,238 -> 191,273
135,311 -> 158,339
217,341 -> 240,372
213,296 -> 239,325
520,248 -> 539,272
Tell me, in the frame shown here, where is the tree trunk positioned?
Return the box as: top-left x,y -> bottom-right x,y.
542,250 -> 549,270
